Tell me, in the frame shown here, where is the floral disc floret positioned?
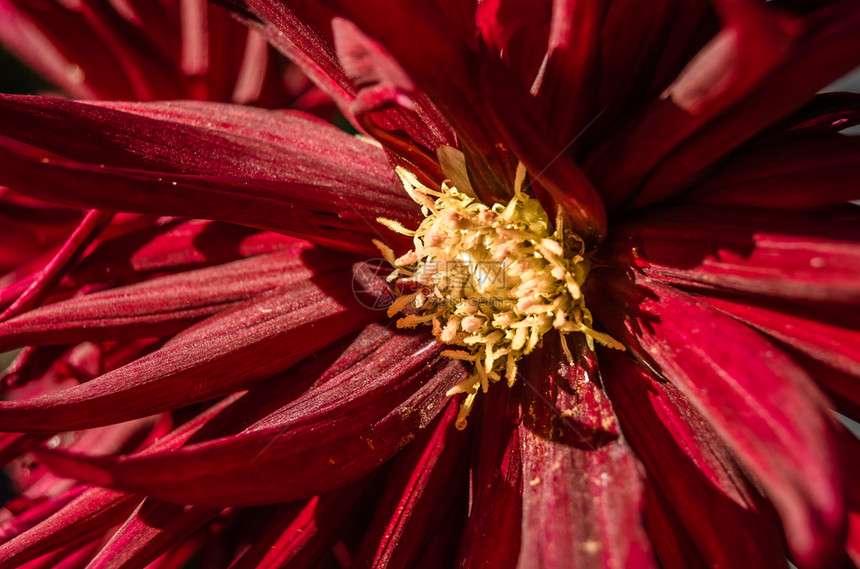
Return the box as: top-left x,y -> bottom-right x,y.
376,167 -> 624,429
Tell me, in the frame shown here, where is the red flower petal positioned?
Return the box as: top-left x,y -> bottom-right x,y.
0,0 -> 291,104
227,486 -> 370,569
231,2 -> 459,174
352,402 -> 469,569
601,349 -> 787,568
413,506 -> 469,569
0,96 -> 416,253
778,92 -> 860,134
437,0 -> 478,47
587,0 -> 860,208
238,0 -> 356,112
604,206 -> 860,303
0,269 -> 375,431
0,146 -> 408,255
703,295 -> 860,379
0,248 -> 351,350
331,17 -> 455,182
0,485 -> 86,544
790,350 -> 860,424
309,0 -> 521,202
517,337 -> 656,569
177,323 -> 403,447
849,513 -> 860,567
0,393 -> 245,567
634,1 -> 860,206
477,0 -> 551,91
477,0 -> 547,54
0,0 -> 173,100
642,483 -> 711,569
688,131 -> 860,209
0,488 -> 137,569
662,0 -> 795,116
590,272 -> 846,568
69,220 -> 301,288
533,0 -> 605,147
0,191 -> 80,275
455,383 -> 522,569
0,210 -> 112,321
480,65 -> 608,241
0,95 -> 390,184
845,435 -> 860,566
36,332 -> 467,505
595,0 -> 716,145
83,499 -> 221,569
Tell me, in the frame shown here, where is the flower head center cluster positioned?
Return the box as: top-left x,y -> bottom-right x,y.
376,168 -> 621,429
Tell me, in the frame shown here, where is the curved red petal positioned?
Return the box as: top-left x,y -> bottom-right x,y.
642,483 -> 711,569
777,92 -> 860,134
480,62 -> 608,241
587,0 -> 860,209
228,486 -> 370,569
0,488 -> 137,569
331,17 -> 454,182
635,1 -> 860,206
0,270 -> 375,431
37,333 -> 467,505
688,131 -> 860,209
0,96 -> 417,252
595,0 -> 716,146
0,0 -> 291,104
84,500 -> 220,569
352,402 -> 469,569
309,0 -> 520,202
601,349 -> 787,568
533,0 -> 606,147
0,248 -> 350,349
703,295 -> 860,379
590,272 -> 846,568
0,146 -> 410,255
239,0 -> 356,112
68,220 -> 305,289
603,206 -> 860,303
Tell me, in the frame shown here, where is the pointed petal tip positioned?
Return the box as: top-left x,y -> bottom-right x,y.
35,448 -> 114,488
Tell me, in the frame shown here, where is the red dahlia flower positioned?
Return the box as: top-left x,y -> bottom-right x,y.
0,1 -> 859,569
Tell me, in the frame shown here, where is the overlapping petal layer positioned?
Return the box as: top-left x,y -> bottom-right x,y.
0,0 -> 299,105
0,96 -> 417,253
590,272 -> 846,567
601,349 -> 786,568
38,330 -> 467,505
0,267 -> 375,431
603,206 -> 860,302
0,247 -> 350,348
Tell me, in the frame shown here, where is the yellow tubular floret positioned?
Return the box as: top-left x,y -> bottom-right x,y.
376,163 -> 624,429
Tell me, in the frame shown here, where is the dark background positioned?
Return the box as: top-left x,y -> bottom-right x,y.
0,47 -> 49,94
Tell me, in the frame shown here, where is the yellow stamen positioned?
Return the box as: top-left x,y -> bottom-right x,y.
455,392 -> 478,429
379,163 -> 624,430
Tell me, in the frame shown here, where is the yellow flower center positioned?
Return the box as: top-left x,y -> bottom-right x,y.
376,166 -> 622,429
